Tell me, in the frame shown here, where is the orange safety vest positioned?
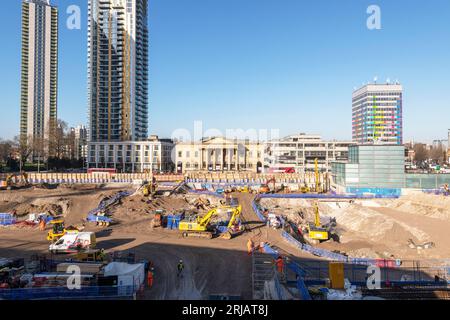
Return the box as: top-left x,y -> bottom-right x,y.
147,272 -> 154,287
247,240 -> 254,253
276,259 -> 284,273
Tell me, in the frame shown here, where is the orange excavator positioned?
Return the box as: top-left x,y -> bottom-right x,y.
259,177 -> 276,194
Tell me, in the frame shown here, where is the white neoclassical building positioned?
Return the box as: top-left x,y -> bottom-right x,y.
174,137 -> 265,173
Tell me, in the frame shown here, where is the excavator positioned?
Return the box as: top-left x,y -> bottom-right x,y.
259,177 -> 276,194
46,220 -> 68,242
46,219 -> 82,242
179,204 -> 242,239
1,172 -> 30,190
306,201 -> 330,244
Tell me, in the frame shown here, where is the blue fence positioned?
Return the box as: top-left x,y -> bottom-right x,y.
87,191 -> 131,223
345,187 -> 401,198
0,285 -> 137,300
252,199 -> 267,222
282,231 -> 348,262
0,213 -> 16,225
261,244 -> 311,300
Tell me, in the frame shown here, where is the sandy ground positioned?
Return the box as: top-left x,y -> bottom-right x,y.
260,192 -> 450,260
1,186 -> 449,300
0,187 -> 265,299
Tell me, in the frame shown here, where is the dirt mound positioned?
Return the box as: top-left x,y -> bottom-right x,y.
387,193 -> 450,220
12,198 -> 71,217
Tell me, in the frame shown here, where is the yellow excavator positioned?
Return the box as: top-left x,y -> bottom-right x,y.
306,201 -> 329,244
142,180 -> 157,197
47,220 -> 68,242
46,219 -> 81,242
2,172 -> 30,190
179,205 -> 242,239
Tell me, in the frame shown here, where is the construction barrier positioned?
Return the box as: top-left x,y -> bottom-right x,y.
0,285 -> 136,300
187,189 -> 225,198
252,198 -> 267,222
261,244 -> 311,300
0,213 -> 16,226
282,231 -> 348,262
87,191 -> 132,224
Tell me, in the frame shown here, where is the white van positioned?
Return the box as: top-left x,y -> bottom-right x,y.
49,231 -> 97,254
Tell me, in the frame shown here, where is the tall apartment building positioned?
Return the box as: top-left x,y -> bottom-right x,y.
87,0 -> 149,142
265,134 -> 356,173
20,0 -> 58,144
352,83 -> 403,145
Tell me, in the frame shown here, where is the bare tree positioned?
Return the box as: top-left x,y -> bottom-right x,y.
0,139 -> 13,163
13,135 -> 34,170
413,143 -> 429,163
430,145 -> 445,164
48,119 -> 68,159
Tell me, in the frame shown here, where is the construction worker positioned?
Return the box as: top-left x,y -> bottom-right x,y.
177,260 -> 184,277
247,238 -> 254,255
275,256 -> 284,274
147,267 -> 154,287
39,216 -> 46,231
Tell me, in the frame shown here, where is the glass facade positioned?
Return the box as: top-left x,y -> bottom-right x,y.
332,145 -> 405,189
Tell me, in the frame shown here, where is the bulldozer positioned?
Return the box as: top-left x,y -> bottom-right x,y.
179,204 -> 242,239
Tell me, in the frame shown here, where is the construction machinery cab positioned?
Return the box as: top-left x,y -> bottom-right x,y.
47,220 -> 68,242
306,201 -> 330,243
151,209 -> 165,228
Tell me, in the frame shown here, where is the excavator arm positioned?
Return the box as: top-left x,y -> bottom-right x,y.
198,208 -> 218,226
226,205 -> 242,229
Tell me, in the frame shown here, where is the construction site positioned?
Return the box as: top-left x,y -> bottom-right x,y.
0,169 -> 449,300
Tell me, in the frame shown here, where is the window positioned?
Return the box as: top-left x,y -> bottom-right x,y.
178,151 -> 182,158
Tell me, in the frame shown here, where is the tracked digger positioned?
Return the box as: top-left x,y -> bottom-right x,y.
179,204 -> 243,239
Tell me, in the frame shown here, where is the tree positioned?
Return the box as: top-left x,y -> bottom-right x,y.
429,145 -> 445,164
413,143 -> 429,163
48,119 -> 68,159
0,139 -> 13,163
14,135 -> 34,170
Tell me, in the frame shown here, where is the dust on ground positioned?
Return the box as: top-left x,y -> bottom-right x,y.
260,192 -> 450,260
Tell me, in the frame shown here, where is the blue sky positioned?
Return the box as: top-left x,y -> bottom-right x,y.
1,0 -> 449,142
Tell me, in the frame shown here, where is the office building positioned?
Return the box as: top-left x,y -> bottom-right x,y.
20,0 -> 58,144
352,83 -> 403,145
265,134 -> 356,172
331,145 -> 406,195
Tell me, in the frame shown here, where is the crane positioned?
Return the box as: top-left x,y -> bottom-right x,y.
179,204 -> 242,239
314,158 -> 320,193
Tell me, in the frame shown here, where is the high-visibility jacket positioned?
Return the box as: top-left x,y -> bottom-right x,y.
276,258 -> 284,273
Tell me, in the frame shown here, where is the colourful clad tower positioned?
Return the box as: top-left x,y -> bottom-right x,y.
352,82 -> 403,145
